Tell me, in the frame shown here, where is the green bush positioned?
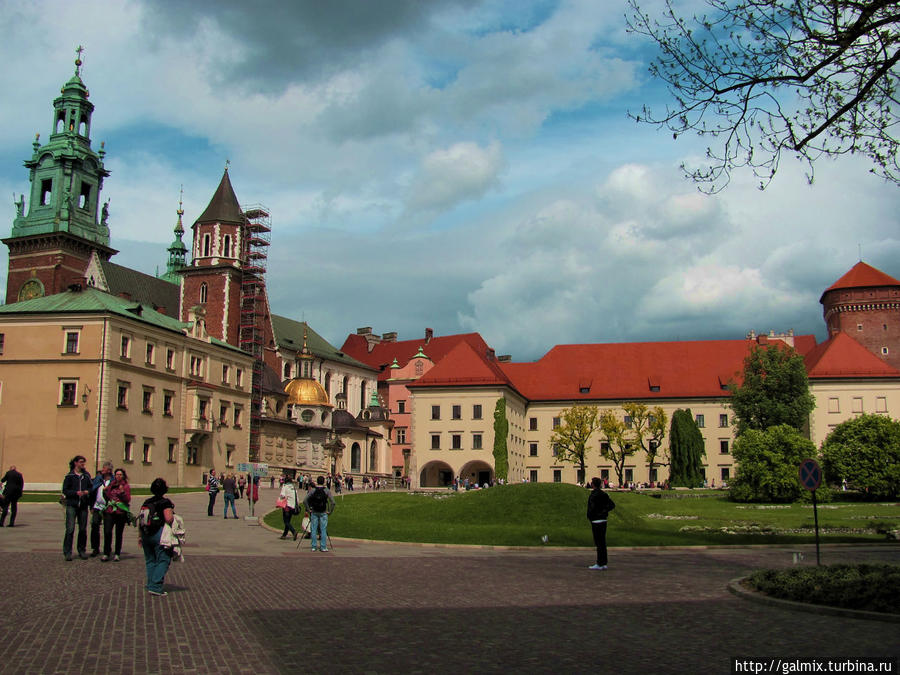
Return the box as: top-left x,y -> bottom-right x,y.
747,564 -> 900,614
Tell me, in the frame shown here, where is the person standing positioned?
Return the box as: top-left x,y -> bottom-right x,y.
89,461 -> 114,556
138,478 -> 175,597
222,473 -> 238,519
279,477 -> 300,540
586,477 -> 615,570
62,455 -> 93,561
206,469 -> 220,516
303,475 -> 335,552
237,474 -> 246,499
0,465 -> 24,527
102,468 -> 131,562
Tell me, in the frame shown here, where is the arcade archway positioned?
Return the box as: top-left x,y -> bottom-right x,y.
419,460 -> 454,487
460,460 -> 493,487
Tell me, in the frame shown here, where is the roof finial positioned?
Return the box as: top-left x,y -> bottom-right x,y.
175,185 -> 185,236
858,243 -> 862,262
75,45 -> 84,76
225,158 -> 230,172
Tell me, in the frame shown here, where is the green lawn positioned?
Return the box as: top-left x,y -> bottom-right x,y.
263,483 -> 900,547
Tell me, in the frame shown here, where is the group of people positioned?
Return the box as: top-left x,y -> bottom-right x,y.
206,469 -> 260,518
62,455 -> 177,596
278,475 -> 335,551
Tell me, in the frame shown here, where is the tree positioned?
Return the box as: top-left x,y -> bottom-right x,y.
550,404 -> 600,482
492,398 -> 509,481
597,409 -> 633,485
668,408 -> 706,487
730,424 -> 817,502
622,402 -> 668,479
729,344 -> 816,435
627,0 -> 900,191
822,413 -> 900,498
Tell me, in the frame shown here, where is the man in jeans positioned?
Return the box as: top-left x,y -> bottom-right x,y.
61,455 -> 93,561
89,461 -> 114,556
303,475 -> 335,552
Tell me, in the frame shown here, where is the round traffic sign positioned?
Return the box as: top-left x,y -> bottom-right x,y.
798,458 -> 822,491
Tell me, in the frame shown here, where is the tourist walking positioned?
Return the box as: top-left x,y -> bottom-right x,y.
586,477 -> 615,570
138,478 -> 175,596
223,473 -> 238,519
0,465 -> 24,527
278,477 -> 300,540
102,468 -> 131,562
89,461 -> 114,556
206,469 -> 219,516
61,455 -> 92,561
303,475 -> 335,552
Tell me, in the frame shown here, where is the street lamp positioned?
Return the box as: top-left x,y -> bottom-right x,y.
81,385 -> 91,405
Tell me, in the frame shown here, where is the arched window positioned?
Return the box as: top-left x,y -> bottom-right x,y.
223,235 -> 231,258
284,362 -> 291,378
360,381 -> 367,411
351,443 -> 361,472
199,283 -> 208,303
415,361 -> 424,376
324,373 -> 331,399
369,440 -> 376,472
203,234 -> 211,257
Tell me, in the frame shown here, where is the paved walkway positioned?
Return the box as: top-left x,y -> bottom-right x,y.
0,490 -> 897,674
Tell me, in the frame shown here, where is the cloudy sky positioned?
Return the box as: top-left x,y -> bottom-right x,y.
1,0 -> 898,361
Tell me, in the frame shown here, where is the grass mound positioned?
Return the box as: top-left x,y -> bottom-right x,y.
747,564 -> 900,615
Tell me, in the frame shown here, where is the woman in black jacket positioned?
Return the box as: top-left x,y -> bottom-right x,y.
586,477 -> 615,570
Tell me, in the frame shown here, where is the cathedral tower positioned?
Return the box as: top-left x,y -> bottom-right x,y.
3,48 -> 115,304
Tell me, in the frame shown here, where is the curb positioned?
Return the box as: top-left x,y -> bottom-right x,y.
728,576 -> 900,623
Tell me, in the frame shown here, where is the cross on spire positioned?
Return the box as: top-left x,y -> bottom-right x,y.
75,45 -> 84,76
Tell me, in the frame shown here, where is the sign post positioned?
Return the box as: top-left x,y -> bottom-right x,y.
238,462 -> 268,522
798,458 -> 822,566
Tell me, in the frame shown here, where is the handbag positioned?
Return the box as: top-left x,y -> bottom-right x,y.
275,497 -> 287,509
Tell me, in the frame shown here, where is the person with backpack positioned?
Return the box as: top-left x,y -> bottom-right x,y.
586,477 -> 615,570
138,478 -> 175,596
303,475 -> 335,552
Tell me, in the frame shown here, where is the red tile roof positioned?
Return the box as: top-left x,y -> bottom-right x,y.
498,337 -> 818,402
407,341 -> 512,389
804,332 -> 900,378
340,332 -> 491,381
821,261 -> 900,302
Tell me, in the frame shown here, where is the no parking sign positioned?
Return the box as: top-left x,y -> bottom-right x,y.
798,458 -> 822,491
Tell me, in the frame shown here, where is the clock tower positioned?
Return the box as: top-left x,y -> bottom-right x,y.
3,48 -> 116,304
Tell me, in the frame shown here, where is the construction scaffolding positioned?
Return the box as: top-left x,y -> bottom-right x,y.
240,204 -> 271,463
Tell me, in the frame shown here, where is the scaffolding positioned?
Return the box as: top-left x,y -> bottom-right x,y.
240,204 -> 271,463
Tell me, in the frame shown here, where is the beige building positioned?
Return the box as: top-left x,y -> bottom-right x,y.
0,286 -> 253,488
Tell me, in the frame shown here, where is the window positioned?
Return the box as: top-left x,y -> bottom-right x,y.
719,414 -> 728,427
186,445 -> 198,465
396,428 -> 407,444
553,469 -> 561,483
142,440 -> 152,464
551,443 -> 559,457
857,323 -> 863,331
720,440 -> 730,454
59,380 -> 77,406
431,434 -> 440,450
552,417 -> 560,429
431,405 -> 440,420
624,415 -> 633,429
876,396 -> 888,413
283,362 -> 291,378
451,434 -> 462,449
529,469 -> 538,483
203,234 -> 211,257
116,383 -> 129,409
223,235 -> 231,258
529,442 -> 538,457
695,414 -> 705,428
624,468 -> 634,483
166,348 -> 175,370
472,433 -> 482,450
579,386 -> 590,394
529,417 -> 538,431
167,439 -> 177,463
236,368 -> 243,386
40,178 -> 52,205
64,331 -> 79,354
600,441 -> 611,452
190,355 -> 204,377
124,437 -> 134,463
852,397 -> 863,414
828,397 -> 840,413
415,361 -> 424,376
219,402 -> 229,425
0,333 -> 4,355
198,398 -> 209,421
397,400 -> 406,414
721,467 -> 730,481
120,335 -> 131,358
163,392 -> 173,417
600,469 -> 609,480
473,404 -> 482,419
142,389 -> 153,413
452,405 -> 461,420
222,364 -> 230,384
145,343 -> 155,365
649,468 -> 658,483
226,444 -> 235,467
882,347 -> 889,355
233,406 -> 243,428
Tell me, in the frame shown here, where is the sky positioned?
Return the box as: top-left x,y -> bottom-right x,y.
1,0 -> 898,362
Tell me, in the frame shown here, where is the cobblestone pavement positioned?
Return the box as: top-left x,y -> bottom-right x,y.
0,491 -> 897,674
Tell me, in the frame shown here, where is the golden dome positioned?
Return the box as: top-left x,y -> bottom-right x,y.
284,378 -> 331,407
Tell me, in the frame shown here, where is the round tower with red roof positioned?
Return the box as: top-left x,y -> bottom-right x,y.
820,261 -> 900,370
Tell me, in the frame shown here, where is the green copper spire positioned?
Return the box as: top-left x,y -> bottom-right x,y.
11,47 -> 111,247
162,187 -> 188,284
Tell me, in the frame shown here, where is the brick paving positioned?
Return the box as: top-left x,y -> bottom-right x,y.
0,491 -> 897,674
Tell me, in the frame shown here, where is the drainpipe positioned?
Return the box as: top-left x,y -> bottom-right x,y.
94,316 -> 108,473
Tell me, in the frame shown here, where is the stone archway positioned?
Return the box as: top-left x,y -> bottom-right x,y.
460,460 -> 493,487
419,460 -> 454,487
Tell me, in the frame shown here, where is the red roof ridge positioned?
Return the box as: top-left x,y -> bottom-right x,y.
804,332 -> 900,378
821,261 -> 900,303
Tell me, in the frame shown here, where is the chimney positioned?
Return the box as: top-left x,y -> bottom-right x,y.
382,331 -> 397,342
486,348 -> 495,360
357,327 -> 372,335
118,291 -> 132,301
498,354 -> 511,362
757,334 -> 769,345
425,327 -> 433,343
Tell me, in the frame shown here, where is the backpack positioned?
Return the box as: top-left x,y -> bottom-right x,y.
138,499 -> 162,535
308,486 -> 328,513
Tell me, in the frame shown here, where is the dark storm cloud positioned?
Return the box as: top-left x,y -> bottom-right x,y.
142,0 -> 479,91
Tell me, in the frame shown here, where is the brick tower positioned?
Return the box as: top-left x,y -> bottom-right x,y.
3,48 -> 115,304
820,261 -> 900,370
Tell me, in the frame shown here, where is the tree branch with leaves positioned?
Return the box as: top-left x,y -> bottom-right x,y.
627,0 -> 900,191
550,404 -> 600,481
623,402 -> 668,479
